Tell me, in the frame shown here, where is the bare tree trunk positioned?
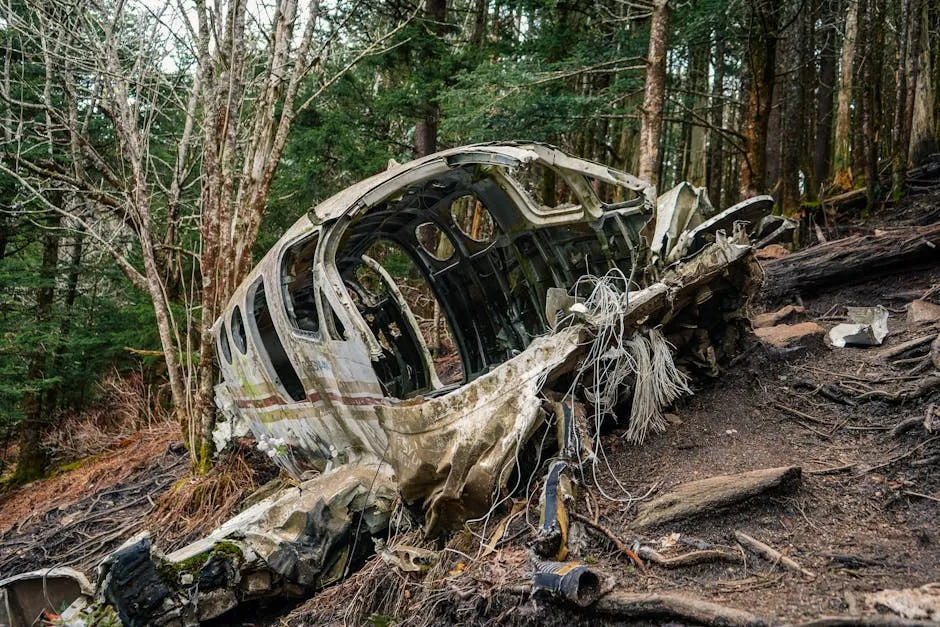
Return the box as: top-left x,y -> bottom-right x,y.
890,0 -> 913,196
814,5 -> 838,194
781,25 -> 803,210
861,0 -> 885,207
414,0 -> 447,158
706,30 -> 726,207
687,41 -> 708,186
833,0 -> 859,190
14,211 -> 60,483
44,228 -> 84,414
638,0 -> 669,186
908,0 -> 935,166
740,0 -> 779,197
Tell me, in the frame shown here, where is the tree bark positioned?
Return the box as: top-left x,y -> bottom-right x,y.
705,30 -> 726,207
632,466 -> 802,529
686,41 -> 708,186
638,0 -> 669,186
908,0 -> 936,166
891,0 -> 913,196
740,0 -> 779,197
833,0 -> 859,190
781,18 -> 806,210
814,5 -> 838,193
861,0 -> 885,207
14,212 -> 61,483
762,223 -> 940,305
414,0 -> 447,158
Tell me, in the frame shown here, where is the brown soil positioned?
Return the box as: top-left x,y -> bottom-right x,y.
0,424 -> 187,577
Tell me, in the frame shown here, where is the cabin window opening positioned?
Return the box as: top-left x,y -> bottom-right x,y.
249,279 -> 307,402
353,241 -> 463,391
450,194 -> 496,243
415,222 -> 455,261
231,306 -> 248,354
281,233 -> 321,335
321,289 -> 348,341
219,327 -> 233,364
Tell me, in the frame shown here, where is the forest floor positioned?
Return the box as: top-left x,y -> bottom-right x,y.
0,191 -> 938,626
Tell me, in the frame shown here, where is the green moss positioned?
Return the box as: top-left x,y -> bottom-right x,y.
156,541 -> 244,585
212,540 -> 244,560
78,603 -> 121,627
157,552 -> 207,584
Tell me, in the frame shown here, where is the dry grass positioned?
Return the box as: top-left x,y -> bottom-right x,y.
284,528 -> 531,626
147,441 -> 269,551
44,368 -> 173,465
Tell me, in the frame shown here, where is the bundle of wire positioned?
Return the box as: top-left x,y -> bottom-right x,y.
560,268 -> 692,500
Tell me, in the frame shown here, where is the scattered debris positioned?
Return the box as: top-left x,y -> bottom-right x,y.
0,568 -> 92,627
531,561 -> 602,606
754,322 -> 825,348
908,299 -> 940,323
756,243 -> 790,260
829,306 -> 890,347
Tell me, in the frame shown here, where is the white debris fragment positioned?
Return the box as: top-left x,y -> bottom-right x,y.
866,583 -> 940,621
828,306 -> 889,347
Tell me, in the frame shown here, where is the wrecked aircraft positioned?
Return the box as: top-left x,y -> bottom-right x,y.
0,142 -> 784,626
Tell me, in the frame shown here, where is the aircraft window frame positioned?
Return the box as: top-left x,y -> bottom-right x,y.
218,326 -> 233,364
247,278 -> 307,402
280,231 -> 322,338
231,306 -> 248,354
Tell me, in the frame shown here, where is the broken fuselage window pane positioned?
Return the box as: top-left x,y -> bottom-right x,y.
218,326 -> 233,364
352,242 -> 463,393
231,306 -> 248,354
281,234 -> 321,335
415,222 -> 455,261
249,279 -> 306,403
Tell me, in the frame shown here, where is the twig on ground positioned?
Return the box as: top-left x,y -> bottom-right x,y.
636,546 -> 741,568
903,490 -> 940,503
860,436 -> 940,474
772,402 -> 834,426
570,512 -> 645,570
733,530 -> 815,579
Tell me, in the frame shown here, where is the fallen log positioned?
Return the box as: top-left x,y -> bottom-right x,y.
761,223 -> 940,306
594,590 -> 767,626
631,466 -> 802,530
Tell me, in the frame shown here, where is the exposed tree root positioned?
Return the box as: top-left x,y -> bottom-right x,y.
570,512 -> 644,569
637,546 -> 742,568
632,466 -> 802,529
594,590 -> 768,626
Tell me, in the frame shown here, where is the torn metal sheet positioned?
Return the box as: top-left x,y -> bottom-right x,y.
0,568 -> 92,627
10,142 -> 772,625
829,306 -> 890,347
